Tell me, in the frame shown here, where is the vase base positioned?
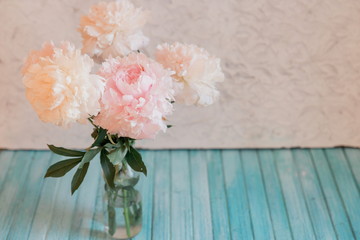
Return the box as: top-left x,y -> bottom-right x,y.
105,225 -> 141,239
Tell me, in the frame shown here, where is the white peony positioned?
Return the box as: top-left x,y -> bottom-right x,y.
79,0 -> 149,62
22,41 -> 104,127
156,42 -> 224,106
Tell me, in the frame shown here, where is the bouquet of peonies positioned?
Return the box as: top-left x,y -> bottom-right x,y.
22,0 -> 223,238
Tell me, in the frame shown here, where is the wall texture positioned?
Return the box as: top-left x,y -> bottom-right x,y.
1,0 -> 360,149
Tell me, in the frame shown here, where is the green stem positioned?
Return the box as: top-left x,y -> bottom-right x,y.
123,189 -> 131,237
107,133 -> 116,145
108,187 -> 118,236
87,117 -> 96,127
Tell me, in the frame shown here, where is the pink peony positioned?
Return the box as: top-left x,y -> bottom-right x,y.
94,52 -> 174,139
156,42 -> 224,106
79,0 -> 149,62
22,41 -> 104,127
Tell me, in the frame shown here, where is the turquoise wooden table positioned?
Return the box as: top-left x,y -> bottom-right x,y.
0,148 -> 360,240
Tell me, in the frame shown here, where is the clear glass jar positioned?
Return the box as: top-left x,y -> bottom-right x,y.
103,163 -> 142,239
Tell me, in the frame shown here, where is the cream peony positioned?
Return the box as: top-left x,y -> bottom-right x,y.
79,0 -> 149,62
156,42 -> 224,106
94,53 -> 174,139
22,41 -> 104,127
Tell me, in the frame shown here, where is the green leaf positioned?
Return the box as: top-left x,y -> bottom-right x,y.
104,143 -> 118,149
71,162 -> 89,195
48,145 -> 85,157
100,150 -> 115,188
91,128 -> 107,147
79,147 -> 102,168
107,145 -> 127,165
125,146 -> 147,176
167,125 -> 173,128
44,158 -> 82,178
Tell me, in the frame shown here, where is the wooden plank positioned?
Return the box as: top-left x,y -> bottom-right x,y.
42,155 -> 82,239
0,150 -> 15,191
4,148 -> 360,239
170,150 -> 193,240
0,151 -> 34,236
68,156 -> 102,239
206,150 -> 231,240
189,150 -> 213,240
273,149 -> 316,240
89,168 -> 111,240
151,150 -> 171,240
241,150 -> 275,240
222,150 -> 253,240
292,149 -> 337,240
27,154 -> 62,240
135,150 -> 155,240
325,148 -> 360,239
343,148 -> 360,191
257,150 -> 292,240
310,149 -> 355,240
6,151 -> 52,239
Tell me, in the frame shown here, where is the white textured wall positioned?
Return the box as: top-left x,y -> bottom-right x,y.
1,0 -> 360,149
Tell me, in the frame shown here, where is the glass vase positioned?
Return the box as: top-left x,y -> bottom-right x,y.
103,163 -> 142,239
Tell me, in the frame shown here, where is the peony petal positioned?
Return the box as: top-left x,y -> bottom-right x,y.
94,53 -> 174,139
22,41 -> 104,127
155,42 -> 224,106
79,0 -> 149,61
